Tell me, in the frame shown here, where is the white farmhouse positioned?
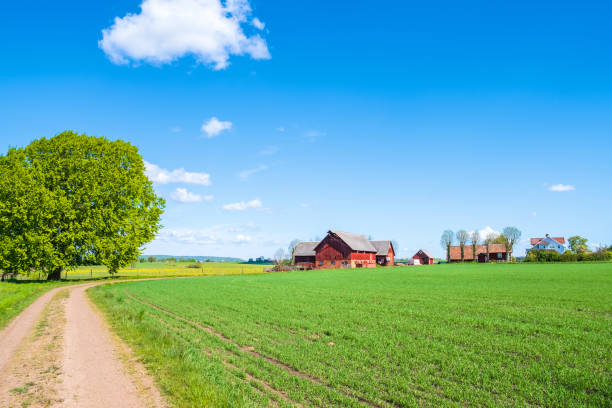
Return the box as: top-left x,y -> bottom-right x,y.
527,234 -> 566,254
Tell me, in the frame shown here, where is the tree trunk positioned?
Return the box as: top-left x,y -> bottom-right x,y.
446,245 -> 450,262
47,267 -> 63,281
472,244 -> 477,262
460,244 -> 464,262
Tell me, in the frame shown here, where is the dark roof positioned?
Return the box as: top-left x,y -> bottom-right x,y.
449,244 -> 507,261
370,240 -> 393,256
414,249 -> 433,259
328,230 -> 377,252
293,241 -> 318,257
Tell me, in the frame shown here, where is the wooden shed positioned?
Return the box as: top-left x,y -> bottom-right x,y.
292,241 -> 318,269
370,241 -> 395,266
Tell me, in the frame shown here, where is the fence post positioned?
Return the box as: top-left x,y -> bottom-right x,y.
90,269 -> 92,279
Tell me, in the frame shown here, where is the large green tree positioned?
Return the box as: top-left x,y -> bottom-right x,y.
0,131 -> 164,280
568,236 -> 588,254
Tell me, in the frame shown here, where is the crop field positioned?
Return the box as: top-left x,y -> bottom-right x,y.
14,261 -> 267,280
89,263 -> 612,407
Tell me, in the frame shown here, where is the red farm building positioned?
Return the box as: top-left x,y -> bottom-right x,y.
412,249 -> 434,265
370,241 -> 395,266
313,231 -> 377,269
449,244 -> 508,263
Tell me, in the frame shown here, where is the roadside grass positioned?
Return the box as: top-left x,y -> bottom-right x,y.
0,281 -> 68,330
89,263 -> 612,407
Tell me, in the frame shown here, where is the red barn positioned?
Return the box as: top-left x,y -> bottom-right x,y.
370,241 -> 395,266
412,249 -> 434,265
314,230 -> 377,269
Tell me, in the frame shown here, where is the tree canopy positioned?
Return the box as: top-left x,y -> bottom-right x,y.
0,131 -> 165,280
568,236 -> 589,254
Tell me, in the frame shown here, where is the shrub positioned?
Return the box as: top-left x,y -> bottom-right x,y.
560,251 -> 578,262
524,249 -> 561,262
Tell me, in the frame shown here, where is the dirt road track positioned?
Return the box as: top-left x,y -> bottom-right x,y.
0,280 -> 167,408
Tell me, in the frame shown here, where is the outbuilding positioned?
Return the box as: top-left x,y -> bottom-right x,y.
370,241 -> 395,266
412,249 -> 434,265
292,241 -> 318,269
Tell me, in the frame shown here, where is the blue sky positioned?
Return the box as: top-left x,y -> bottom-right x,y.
1,0 -> 611,258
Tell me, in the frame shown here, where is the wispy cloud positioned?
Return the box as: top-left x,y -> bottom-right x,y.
276,126 -> 285,132
99,0 -> 270,70
170,125 -> 181,133
304,130 -> 325,141
233,234 -> 252,244
259,146 -> 279,155
145,161 -> 211,185
156,229 -> 218,245
201,117 -> 232,138
549,184 -> 575,192
222,199 -> 262,211
238,164 -> 267,180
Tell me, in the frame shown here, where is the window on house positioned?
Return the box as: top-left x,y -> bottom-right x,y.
319,261 -> 323,266
498,253 -> 502,259
331,260 -> 336,265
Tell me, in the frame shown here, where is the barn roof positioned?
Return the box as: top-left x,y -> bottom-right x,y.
415,249 -> 434,258
329,230 -> 377,252
293,241 -> 318,257
449,244 -> 507,261
370,240 -> 393,256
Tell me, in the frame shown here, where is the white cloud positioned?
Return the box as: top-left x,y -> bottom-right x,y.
549,184 -> 575,192
276,126 -> 285,132
478,226 -> 500,240
170,188 -> 204,203
252,17 -> 265,30
157,229 -> 218,245
259,145 -> 279,155
222,199 -> 262,211
233,234 -> 252,244
99,0 -> 270,70
145,161 -> 211,185
238,164 -> 267,180
201,116 -> 232,137
170,125 -> 181,133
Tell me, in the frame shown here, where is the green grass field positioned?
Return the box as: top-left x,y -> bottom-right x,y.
89,263 -> 612,407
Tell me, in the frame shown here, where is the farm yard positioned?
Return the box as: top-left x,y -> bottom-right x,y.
89,263 -> 612,407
